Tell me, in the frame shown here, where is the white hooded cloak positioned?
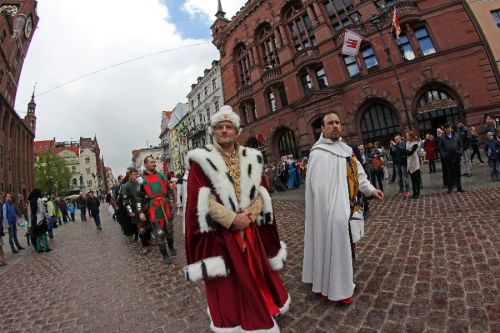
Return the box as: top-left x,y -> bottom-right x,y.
302,135 -> 375,301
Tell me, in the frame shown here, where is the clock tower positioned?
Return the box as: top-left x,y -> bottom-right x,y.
24,88 -> 37,136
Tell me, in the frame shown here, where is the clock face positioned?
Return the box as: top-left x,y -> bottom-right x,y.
25,16 -> 33,38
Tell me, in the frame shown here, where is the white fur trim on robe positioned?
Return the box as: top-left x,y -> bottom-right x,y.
208,309 -> 280,333
184,256 -> 229,282
302,137 -> 375,301
256,187 -> 273,226
197,187 -> 215,232
268,241 -> 287,271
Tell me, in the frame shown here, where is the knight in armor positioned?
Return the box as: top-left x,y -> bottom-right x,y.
122,168 -> 151,253
141,155 -> 176,264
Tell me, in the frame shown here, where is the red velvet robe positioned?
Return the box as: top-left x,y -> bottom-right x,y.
184,146 -> 289,332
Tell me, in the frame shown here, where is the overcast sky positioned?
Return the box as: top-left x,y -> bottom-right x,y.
16,0 -> 246,177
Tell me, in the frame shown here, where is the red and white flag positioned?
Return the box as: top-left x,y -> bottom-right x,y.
341,30 -> 363,56
392,7 -> 401,39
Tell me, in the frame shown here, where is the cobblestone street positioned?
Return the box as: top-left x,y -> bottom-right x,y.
0,183 -> 499,332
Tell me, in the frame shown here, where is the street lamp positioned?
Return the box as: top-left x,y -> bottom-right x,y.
370,13 -> 413,130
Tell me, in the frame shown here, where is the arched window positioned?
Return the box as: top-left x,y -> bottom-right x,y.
256,23 -> 279,67
416,88 -> 460,137
277,127 -> 299,158
360,103 -> 400,145
283,1 -> 317,51
322,0 -> 357,32
234,43 -> 251,87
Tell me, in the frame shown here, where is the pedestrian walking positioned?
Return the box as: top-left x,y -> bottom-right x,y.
424,134 -> 437,173
184,106 -> 290,331
439,123 -> 465,193
86,191 -> 102,231
406,131 -> 421,199
484,132 -> 499,180
470,126 -> 484,164
392,135 -> 411,197
76,193 -> 87,221
27,189 -> 51,253
175,168 -> 184,209
2,193 -> 25,253
67,200 -> 75,221
458,122 -> 472,176
302,112 -> 383,305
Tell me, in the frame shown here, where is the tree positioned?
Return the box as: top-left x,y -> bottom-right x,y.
35,150 -> 72,196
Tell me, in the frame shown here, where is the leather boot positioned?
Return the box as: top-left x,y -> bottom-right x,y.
159,247 -> 172,265
167,239 -> 177,257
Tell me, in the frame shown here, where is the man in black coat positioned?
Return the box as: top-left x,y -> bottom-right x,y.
438,124 -> 465,193
86,191 -> 102,231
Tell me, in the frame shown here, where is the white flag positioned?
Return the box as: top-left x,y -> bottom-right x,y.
341,30 -> 363,57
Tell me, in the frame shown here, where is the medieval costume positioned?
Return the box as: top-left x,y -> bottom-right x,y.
116,179 -> 137,237
302,134 -> 375,302
27,189 -> 50,253
122,178 -> 151,249
184,106 -> 290,332
142,169 -> 176,264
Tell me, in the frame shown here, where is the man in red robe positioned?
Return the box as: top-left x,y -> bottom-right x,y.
184,105 -> 290,332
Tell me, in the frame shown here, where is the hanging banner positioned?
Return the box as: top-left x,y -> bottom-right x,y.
341,30 -> 363,57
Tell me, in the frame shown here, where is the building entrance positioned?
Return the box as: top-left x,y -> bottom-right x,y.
416,89 -> 461,137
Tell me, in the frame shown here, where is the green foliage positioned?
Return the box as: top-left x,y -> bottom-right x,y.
35,150 -> 72,196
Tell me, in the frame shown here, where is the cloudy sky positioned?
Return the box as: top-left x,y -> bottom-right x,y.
16,0 -> 246,176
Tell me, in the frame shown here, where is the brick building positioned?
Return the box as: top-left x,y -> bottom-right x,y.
212,0 -> 500,161
0,1 -> 38,202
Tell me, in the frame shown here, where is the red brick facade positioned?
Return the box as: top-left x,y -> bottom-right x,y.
213,0 -> 500,161
0,1 -> 39,203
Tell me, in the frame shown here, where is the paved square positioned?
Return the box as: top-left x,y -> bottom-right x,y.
0,186 -> 498,332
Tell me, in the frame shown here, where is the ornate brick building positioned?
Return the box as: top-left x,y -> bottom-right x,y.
0,1 -> 39,202
212,0 -> 500,161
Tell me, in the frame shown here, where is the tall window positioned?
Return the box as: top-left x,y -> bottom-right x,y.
72,166 -> 76,172
286,3 -> 317,51
252,101 -> 258,119
87,180 -> 92,188
86,168 -> 90,175
204,86 -> 208,97
360,104 -> 400,143
212,79 -> 217,90
214,101 -> 219,111
300,73 -> 312,94
240,104 -> 249,124
415,27 -> 436,56
257,23 -> 279,67
491,10 -> 500,28
73,179 -> 77,186
375,0 -> 397,10
361,46 -> 378,70
267,91 -> 277,112
235,44 -> 251,87
85,156 -> 90,164
316,67 -> 329,89
396,34 -> 415,61
344,55 -> 360,77
323,0 -> 356,32
278,84 -> 288,107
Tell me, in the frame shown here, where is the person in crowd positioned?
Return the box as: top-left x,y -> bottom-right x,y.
58,198 -> 68,223
86,191 -> 102,231
424,134 -> 437,173
364,143 -> 377,187
27,189 -> 51,253
76,192 -> 87,221
141,155 -> 176,264
264,163 -> 272,192
122,168 -> 151,253
406,131 -> 421,199
458,122 -> 472,177
484,116 -> 496,136
392,135 -> 411,197
271,162 -> 287,192
2,193 -> 25,254
287,155 -> 300,189
55,199 -> 63,225
389,141 -> 397,183
302,112 -> 383,305
116,173 -> 137,238
369,143 -> 384,192
67,200 -> 75,221
175,167 -> 185,209
0,205 -> 5,266
439,123 -> 464,193
484,132 -> 499,180
469,126 -> 484,164
184,106 -> 290,331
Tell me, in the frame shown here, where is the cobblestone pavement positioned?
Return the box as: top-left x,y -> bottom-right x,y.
0,185 -> 499,332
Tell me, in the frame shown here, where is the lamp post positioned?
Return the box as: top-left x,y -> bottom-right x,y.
370,13 -> 413,130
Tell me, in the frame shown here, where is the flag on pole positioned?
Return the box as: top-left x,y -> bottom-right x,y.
341,30 -> 363,56
392,8 -> 401,39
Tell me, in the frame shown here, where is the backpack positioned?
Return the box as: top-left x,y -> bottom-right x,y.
372,156 -> 384,171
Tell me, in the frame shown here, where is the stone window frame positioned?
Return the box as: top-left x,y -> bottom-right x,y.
256,22 -> 280,67
322,0 -> 357,33
283,1 -> 317,51
233,43 -> 252,88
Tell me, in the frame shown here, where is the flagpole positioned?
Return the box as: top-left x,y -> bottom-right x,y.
370,13 -> 413,131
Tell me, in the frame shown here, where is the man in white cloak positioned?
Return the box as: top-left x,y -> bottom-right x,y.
302,112 -> 384,304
